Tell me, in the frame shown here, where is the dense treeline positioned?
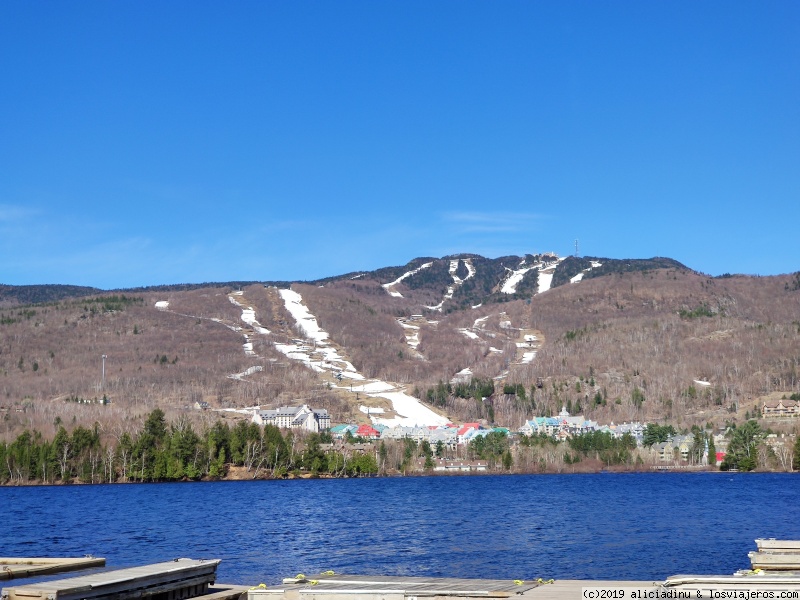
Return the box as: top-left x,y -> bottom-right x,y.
0,284 -> 101,306
0,295 -> 143,328
421,378 -> 499,421
550,257 -> 690,289
567,431 -> 638,465
0,409 -> 378,484
4,410 -> 800,484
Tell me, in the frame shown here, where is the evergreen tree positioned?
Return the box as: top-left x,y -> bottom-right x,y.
721,420 -> 763,471
502,449 -> 513,471
133,408 -> 169,480
707,434 -> 716,468
643,424 -> 677,447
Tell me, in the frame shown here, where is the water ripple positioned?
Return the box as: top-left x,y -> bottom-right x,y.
1,474 -> 798,584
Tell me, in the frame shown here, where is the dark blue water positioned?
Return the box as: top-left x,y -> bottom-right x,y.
2,473 -> 798,585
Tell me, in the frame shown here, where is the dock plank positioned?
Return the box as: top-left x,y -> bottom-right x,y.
749,551 -> 800,570
756,540 -> 800,552
665,573 -> 800,593
0,558 -> 106,581
280,574 -> 543,596
1,559 -> 220,600
284,574 -> 540,595
204,585 -> 248,600
258,577 -> 663,600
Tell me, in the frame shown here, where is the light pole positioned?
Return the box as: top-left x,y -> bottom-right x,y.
101,355 -> 107,390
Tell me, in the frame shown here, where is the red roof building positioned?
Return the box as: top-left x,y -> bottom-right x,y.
356,424 -> 380,439
457,422 -> 481,437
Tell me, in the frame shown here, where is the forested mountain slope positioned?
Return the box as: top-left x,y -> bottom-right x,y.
1,254 -> 798,443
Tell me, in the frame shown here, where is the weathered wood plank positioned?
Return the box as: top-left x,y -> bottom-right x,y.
666,574 -> 800,589
257,578 -> 661,600
749,551 -> 800,570
1,559 -> 219,600
0,558 -> 106,581
755,540 -> 800,551
203,585 -> 248,600
276,574 -> 541,596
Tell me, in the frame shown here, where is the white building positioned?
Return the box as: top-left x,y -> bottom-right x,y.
252,404 -> 331,432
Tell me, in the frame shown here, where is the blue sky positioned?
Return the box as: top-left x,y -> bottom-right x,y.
2,2 -> 798,288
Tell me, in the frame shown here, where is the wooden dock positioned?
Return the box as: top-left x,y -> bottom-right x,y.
756,539 -> 800,552
749,539 -> 800,571
7,538 -> 800,600
280,574 -> 544,595
663,541 -> 800,597
251,575 -> 663,600
0,558 -> 106,581
1,558 -> 220,600
665,573 -> 800,593
197,585 -> 248,600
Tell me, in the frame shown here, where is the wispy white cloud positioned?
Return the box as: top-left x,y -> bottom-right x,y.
442,211 -> 546,233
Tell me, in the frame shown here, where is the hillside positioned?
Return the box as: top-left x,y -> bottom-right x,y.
1,253 -> 799,443
0,284 -> 102,307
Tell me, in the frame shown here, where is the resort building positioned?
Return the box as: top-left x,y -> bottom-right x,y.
762,398 -> 800,417
252,404 -> 331,432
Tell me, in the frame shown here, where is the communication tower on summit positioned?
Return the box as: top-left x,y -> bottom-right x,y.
574,239 -> 579,257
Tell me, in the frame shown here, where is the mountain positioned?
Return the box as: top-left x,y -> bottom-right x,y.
312,253 -> 695,311
1,253 -> 798,442
0,254 -> 693,310
0,284 -> 102,307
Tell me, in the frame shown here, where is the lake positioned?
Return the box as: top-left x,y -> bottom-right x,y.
1,472 -> 798,585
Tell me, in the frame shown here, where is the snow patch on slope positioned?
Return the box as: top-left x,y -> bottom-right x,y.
473,315 -> 490,329
277,288 -> 447,427
398,319 -> 422,350
499,254 -> 568,295
536,256 -> 566,294
426,258 -> 474,311
463,260 -> 476,280
229,365 -> 263,380
369,391 -> 448,428
517,333 -> 539,364
459,328 -> 480,340
570,261 -> 603,284
159,291 -> 272,382
279,289 -> 329,343
220,292 -> 275,378
382,261 -> 433,298
500,260 -> 540,294
229,294 -> 270,334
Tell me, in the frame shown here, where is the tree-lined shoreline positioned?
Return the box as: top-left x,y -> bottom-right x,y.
3,409 -> 796,486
